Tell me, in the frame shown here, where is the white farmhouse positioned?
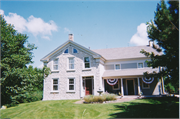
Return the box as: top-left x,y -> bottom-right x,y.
41,34 -> 164,100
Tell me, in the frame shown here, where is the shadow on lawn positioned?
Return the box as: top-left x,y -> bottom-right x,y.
109,97 -> 179,118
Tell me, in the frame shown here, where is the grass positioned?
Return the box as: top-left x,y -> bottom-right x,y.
1,97 -> 179,118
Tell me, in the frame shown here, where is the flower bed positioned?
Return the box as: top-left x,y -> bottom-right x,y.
83,93 -> 117,104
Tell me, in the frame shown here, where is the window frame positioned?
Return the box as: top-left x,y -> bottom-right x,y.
68,57 -> 75,70
137,62 -> 144,69
52,78 -> 59,91
67,78 -> 75,92
142,82 -> 150,89
83,57 -> 91,69
72,48 -> 78,54
52,58 -> 59,71
115,64 -> 121,70
112,80 -> 120,90
64,48 -> 69,54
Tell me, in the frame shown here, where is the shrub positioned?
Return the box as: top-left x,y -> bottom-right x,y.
83,93 -> 117,103
102,93 -> 117,101
84,95 -> 93,103
93,96 -> 105,103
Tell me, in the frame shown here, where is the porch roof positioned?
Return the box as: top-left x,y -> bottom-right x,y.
102,68 -> 159,78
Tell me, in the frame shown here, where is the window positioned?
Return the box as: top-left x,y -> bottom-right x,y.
64,49 -> 68,53
53,59 -> 58,70
113,80 -> 120,90
84,57 -> 90,68
73,48 -> 78,53
138,63 -> 143,68
68,78 -> 75,92
142,82 -> 150,89
69,58 -> 74,69
115,64 -> 120,70
53,79 -> 58,91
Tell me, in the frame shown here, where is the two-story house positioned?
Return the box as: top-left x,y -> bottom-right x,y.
40,34 -> 164,100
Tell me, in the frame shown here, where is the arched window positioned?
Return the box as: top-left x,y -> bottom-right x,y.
73,48 -> 78,53
64,49 -> 68,53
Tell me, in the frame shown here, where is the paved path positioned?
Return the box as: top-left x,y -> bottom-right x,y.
75,96 -> 138,104
75,95 -> 179,104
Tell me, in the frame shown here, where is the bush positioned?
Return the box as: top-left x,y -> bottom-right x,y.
84,95 -> 93,103
83,93 -> 117,103
102,93 -> 117,101
93,95 -> 105,103
165,83 -> 176,94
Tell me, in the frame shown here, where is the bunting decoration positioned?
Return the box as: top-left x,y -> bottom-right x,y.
106,79 -> 118,86
142,77 -> 154,84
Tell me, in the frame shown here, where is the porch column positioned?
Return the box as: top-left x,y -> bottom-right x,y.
121,78 -> 124,96
102,78 -> 105,92
80,76 -> 83,97
137,77 -> 141,95
161,76 -> 165,94
159,66 -> 165,94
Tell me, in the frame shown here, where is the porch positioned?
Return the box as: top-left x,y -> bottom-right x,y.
103,77 -> 162,96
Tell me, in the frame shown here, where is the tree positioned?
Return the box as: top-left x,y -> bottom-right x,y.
141,0 -> 179,92
0,15 -> 37,106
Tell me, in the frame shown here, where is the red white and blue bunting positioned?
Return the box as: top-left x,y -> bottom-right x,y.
142,77 -> 154,84
106,79 -> 118,86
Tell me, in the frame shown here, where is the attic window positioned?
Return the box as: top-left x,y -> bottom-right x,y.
64,49 -> 68,53
73,48 -> 78,53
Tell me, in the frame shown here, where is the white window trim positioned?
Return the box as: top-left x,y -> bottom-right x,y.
67,57 -> 75,71
83,57 -> 91,69
112,80 -> 120,90
52,58 -> 59,71
114,64 -> 121,70
137,62 -> 144,69
142,82 -> 150,89
51,78 -> 59,92
72,48 -> 78,54
67,77 -> 75,92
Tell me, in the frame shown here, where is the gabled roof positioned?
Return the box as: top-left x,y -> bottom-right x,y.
92,45 -> 162,60
40,40 -> 102,62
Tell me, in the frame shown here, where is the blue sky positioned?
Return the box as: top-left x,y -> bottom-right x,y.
1,0 -> 160,68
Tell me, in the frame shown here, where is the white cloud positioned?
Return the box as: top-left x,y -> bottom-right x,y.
1,9 -> 58,40
64,27 -> 71,33
130,23 -> 150,46
0,9 -> 4,15
4,12 -> 27,33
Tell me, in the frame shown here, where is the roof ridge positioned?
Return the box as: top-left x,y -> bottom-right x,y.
93,45 -> 149,50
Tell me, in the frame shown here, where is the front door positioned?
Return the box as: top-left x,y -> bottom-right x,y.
85,79 -> 92,95
127,80 -> 134,95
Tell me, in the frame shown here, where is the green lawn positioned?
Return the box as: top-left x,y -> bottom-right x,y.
1,97 -> 179,118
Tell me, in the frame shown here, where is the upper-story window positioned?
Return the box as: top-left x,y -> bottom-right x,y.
84,57 -> 90,68
115,64 -> 120,70
138,63 -> 143,68
64,49 -> 68,53
69,57 -> 74,69
73,48 -> 78,53
53,59 -> 58,70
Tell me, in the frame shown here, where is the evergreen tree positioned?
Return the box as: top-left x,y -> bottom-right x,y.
141,0 -> 179,92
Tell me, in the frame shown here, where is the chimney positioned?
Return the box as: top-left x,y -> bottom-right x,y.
149,40 -> 153,47
69,34 -> 73,41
